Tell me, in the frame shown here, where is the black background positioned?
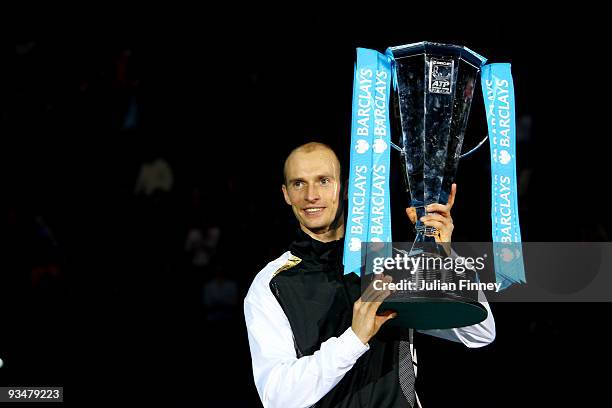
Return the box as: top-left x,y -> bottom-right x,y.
1,8 -> 610,407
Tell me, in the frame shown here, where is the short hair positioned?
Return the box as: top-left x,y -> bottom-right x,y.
282,142 -> 341,186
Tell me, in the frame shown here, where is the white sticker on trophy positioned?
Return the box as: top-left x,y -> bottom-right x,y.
429,59 -> 454,95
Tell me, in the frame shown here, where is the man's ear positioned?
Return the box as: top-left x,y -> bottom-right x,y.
281,184 -> 292,206
343,178 -> 349,200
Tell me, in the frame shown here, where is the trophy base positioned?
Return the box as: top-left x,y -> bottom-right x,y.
364,244 -> 488,329
378,297 -> 487,330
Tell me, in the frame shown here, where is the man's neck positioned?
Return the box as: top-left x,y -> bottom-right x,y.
301,224 -> 345,243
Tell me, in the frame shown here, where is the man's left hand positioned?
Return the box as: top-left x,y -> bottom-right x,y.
405,183 -> 456,243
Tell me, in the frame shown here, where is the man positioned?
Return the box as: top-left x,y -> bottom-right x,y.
244,142 -> 495,407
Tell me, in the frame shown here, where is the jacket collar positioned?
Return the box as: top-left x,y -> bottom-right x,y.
289,228 -> 344,266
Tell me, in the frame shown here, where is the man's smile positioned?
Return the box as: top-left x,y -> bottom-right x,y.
303,207 -> 326,217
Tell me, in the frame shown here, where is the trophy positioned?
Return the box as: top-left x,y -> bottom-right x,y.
345,40 -> 523,328
368,42 -> 490,329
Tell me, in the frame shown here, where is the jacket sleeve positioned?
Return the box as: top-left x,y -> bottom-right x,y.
244,280 -> 369,408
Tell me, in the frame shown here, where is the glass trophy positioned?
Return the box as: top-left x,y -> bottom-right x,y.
379,42 -> 489,329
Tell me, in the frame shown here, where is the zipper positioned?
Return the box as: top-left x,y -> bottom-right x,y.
270,278 -> 305,358
337,258 -> 356,310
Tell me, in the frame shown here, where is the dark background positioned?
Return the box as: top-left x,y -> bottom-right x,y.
1,9 -> 610,407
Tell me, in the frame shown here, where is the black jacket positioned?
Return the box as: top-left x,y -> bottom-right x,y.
269,229 -> 413,407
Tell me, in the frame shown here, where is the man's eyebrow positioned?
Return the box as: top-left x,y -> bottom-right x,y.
288,175 -> 335,183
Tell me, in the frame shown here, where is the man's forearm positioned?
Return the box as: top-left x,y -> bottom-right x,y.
254,327 -> 368,408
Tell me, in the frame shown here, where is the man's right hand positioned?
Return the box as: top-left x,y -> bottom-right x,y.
351,275 -> 397,345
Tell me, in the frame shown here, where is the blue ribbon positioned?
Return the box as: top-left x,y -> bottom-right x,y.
344,49 -> 393,275
344,50 -> 525,290
481,63 -> 526,290
366,52 -> 392,245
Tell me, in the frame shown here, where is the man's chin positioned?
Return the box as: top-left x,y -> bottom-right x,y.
302,223 -> 329,235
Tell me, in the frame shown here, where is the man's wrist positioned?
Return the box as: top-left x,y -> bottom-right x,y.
343,327 -> 370,355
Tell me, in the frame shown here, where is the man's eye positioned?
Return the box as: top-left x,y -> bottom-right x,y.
293,181 -> 304,188
320,178 -> 330,185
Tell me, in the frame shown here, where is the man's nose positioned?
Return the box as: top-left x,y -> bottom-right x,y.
305,184 -> 320,202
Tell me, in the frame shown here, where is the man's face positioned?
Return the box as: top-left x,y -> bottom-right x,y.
282,148 -> 343,237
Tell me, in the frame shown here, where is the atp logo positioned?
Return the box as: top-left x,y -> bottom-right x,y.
499,150 -> 511,165
373,139 -> 388,154
429,59 -> 453,95
355,139 -> 370,154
